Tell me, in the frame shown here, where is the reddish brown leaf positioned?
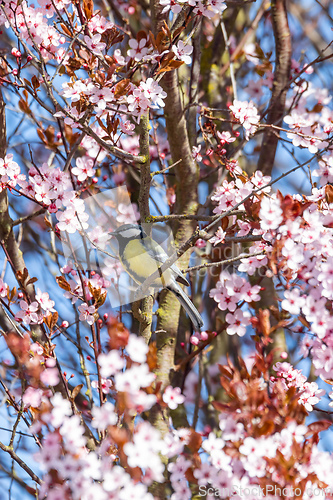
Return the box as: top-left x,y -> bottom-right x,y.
114,79 -> 131,99
56,276 -> 71,292
306,420 -> 332,436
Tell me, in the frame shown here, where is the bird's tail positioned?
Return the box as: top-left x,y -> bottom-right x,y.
167,283 -> 204,331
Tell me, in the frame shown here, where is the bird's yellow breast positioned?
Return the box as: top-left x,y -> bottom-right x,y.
121,239 -> 172,287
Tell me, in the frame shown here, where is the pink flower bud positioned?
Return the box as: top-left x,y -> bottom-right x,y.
200,331 -> 208,341
11,48 -> 21,58
61,321 -> 69,328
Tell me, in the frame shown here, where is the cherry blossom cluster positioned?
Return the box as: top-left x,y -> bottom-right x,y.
15,288 -> 55,325
258,190 -> 333,379
127,37 -> 194,66
210,270 -> 262,336
11,324 -> 332,500
60,264 -> 110,314
0,152 -> 141,238
0,276 -> 56,330
0,154 -> 94,234
59,76 -> 167,130
0,0 -> 171,154
160,0 -> 227,18
208,161 -> 333,389
211,168 -> 271,214
166,369 -> 333,500
312,152 -> 333,186
6,333 -> 60,393
0,0 -> 68,61
19,331 -> 193,499
271,361 -> 325,412
284,83 -> 333,154
229,100 -> 260,139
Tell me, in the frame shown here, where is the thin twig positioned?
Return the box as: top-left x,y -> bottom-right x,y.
184,250 -> 266,273
11,208 -> 46,227
145,210 -> 244,223
220,20 -> 237,100
0,441 -> 42,485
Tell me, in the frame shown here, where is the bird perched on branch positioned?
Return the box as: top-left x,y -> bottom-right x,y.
110,223 -> 203,331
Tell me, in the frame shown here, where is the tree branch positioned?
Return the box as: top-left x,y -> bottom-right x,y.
0,441 -> 41,485
257,0 -> 292,175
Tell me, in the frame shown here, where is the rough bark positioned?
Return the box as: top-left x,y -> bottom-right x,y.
150,3 -> 200,434
257,0 -> 292,175
256,0 -> 292,358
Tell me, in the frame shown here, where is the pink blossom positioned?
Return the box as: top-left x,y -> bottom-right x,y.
139,78 -> 167,108
78,302 -> 96,325
172,40 -> 193,65
41,367 -> 60,386
162,386 -> 185,410
126,334 -> 148,363
36,288 -> 55,313
98,350 -> 125,378
229,99 -> 260,139
22,387 -> 44,407
115,364 -> 155,393
219,415 -> 244,441
116,203 -> 140,224
216,130 -> 236,145
209,227 -> 226,246
192,145 -> 202,162
91,378 -> 112,394
84,34 -> 106,55
120,120 -> 135,135
195,238 -> 206,248
127,38 -> 148,61
168,456 -> 192,482
91,402 -> 117,431
226,309 -> 251,336
159,0 -> 183,14
281,288 -> 305,315
50,393 -> 72,428
0,278 -> 8,298
87,226 -> 110,250
259,196 -> 283,231
56,207 -> 80,233
72,156 -> 95,182
15,300 -> 41,325
193,462 -> 217,486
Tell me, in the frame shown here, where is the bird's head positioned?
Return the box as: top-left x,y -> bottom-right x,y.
110,224 -> 146,242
